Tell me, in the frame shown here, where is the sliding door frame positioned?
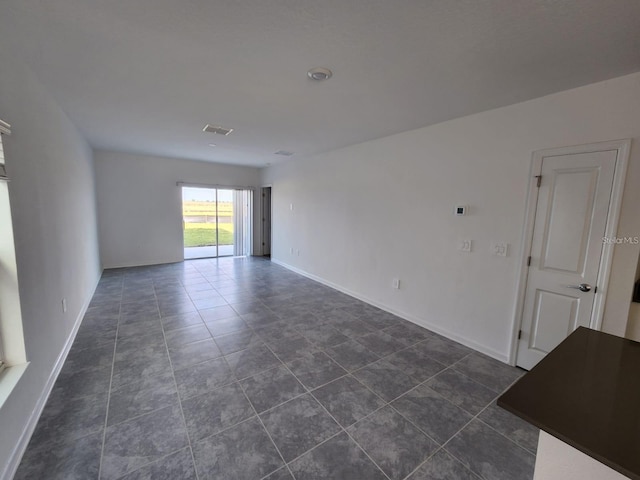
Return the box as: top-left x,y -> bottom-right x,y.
179,182 -> 254,259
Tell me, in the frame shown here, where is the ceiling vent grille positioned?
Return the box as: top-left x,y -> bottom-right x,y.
274,150 -> 294,156
203,124 -> 234,136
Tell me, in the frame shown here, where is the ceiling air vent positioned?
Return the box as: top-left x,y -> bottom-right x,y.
274,150 -> 294,156
203,124 -> 234,136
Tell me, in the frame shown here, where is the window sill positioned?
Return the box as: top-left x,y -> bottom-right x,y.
0,362 -> 29,409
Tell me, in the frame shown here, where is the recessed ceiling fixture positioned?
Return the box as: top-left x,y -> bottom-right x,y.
274,150 -> 294,156
203,124 -> 233,136
307,67 -> 332,81
208,143 -> 217,147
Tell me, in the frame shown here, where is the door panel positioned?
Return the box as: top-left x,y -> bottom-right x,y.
530,290 -> 579,354
517,149 -> 617,370
541,169 -> 598,274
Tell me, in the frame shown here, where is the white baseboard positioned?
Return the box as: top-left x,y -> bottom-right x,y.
102,256 -> 185,269
272,259 -> 509,364
2,272 -> 102,480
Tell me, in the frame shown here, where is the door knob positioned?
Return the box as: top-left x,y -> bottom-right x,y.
567,283 -> 592,292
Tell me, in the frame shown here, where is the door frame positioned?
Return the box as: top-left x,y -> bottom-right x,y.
259,185 -> 272,257
508,139 -> 631,366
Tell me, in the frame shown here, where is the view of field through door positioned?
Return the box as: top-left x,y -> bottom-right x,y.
182,186 -> 252,259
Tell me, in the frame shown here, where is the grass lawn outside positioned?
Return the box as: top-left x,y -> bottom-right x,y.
184,223 -> 234,247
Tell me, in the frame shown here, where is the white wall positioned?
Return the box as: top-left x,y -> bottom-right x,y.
534,432 -> 628,480
262,72 -> 640,362
0,50 -> 101,478
94,151 -> 261,268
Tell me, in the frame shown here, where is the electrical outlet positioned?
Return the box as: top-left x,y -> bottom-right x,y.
491,241 -> 509,257
62,298 -> 67,313
459,239 -> 472,252
290,247 -> 294,254
297,249 -> 300,256
392,278 -> 400,289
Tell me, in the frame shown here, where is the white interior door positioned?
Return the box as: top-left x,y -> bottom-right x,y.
262,187 -> 271,256
516,149 -> 617,370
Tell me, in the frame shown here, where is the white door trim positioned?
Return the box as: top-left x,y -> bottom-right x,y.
508,139 -> 631,366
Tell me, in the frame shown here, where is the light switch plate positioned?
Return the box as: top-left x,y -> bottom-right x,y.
459,239 -> 472,252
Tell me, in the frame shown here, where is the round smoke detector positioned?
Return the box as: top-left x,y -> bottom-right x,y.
307,67 -> 333,81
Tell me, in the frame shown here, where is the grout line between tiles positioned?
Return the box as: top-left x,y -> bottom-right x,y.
156,288 -> 202,480
97,279 -> 123,480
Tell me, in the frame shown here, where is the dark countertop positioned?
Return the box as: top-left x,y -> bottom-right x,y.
498,327 -> 640,480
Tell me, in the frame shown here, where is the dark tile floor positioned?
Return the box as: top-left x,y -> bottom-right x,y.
15,257 -> 539,480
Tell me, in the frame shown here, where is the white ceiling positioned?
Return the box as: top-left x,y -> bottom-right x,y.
1,1 -> 639,167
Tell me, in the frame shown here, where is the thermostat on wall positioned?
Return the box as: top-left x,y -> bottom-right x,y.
455,205 -> 467,216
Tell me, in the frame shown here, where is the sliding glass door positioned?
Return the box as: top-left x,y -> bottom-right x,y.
182,186 -> 252,259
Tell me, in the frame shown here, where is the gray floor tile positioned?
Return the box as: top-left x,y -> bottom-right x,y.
115,331 -> 165,355
348,406 -> 438,480
181,383 -> 254,441
164,323 -> 212,348
478,402 -> 540,454
329,315 -> 376,338
407,449 -> 481,480
453,353 -> 525,392
231,301 -> 268,315
253,321 -> 300,345
14,431 -> 103,480
174,356 -> 235,399
263,467 -> 295,480
193,296 -> 228,310
260,394 -> 340,462
108,371 -> 178,425
360,311 -> 401,330
445,420 -> 535,480
420,335 -> 472,365
214,329 -> 264,355
197,304 -> 238,322
385,345 -> 447,382
117,448 -> 197,480
203,315 -> 249,337
112,342 -> 171,390
383,322 -> 432,345
240,365 -> 306,413
286,351 -> 347,389
117,318 -> 163,338
426,369 -> 497,415
288,431 -> 387,480
74,328 -> 118,350
51,365 -> 112,401
325,339 -> 380,371
168,338 -> 222,370
62,343 -> 114,374
158,299 -> 197,317
298,324 -> 349,348
268,334 -> 318,363
193,416 -> 283,480
355,331 -> 408,356
120,301 -> 160,321
29,392 -> 107,446
392,384 -> 472,444
160,312 -> 203,332
101,405 -> 189,480
313,375 -> 385,427
225,344 -> 282,379
242,310 -> 282,327
353,359 -> 419,402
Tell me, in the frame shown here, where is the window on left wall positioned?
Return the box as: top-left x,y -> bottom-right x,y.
0,118 -> 29,406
